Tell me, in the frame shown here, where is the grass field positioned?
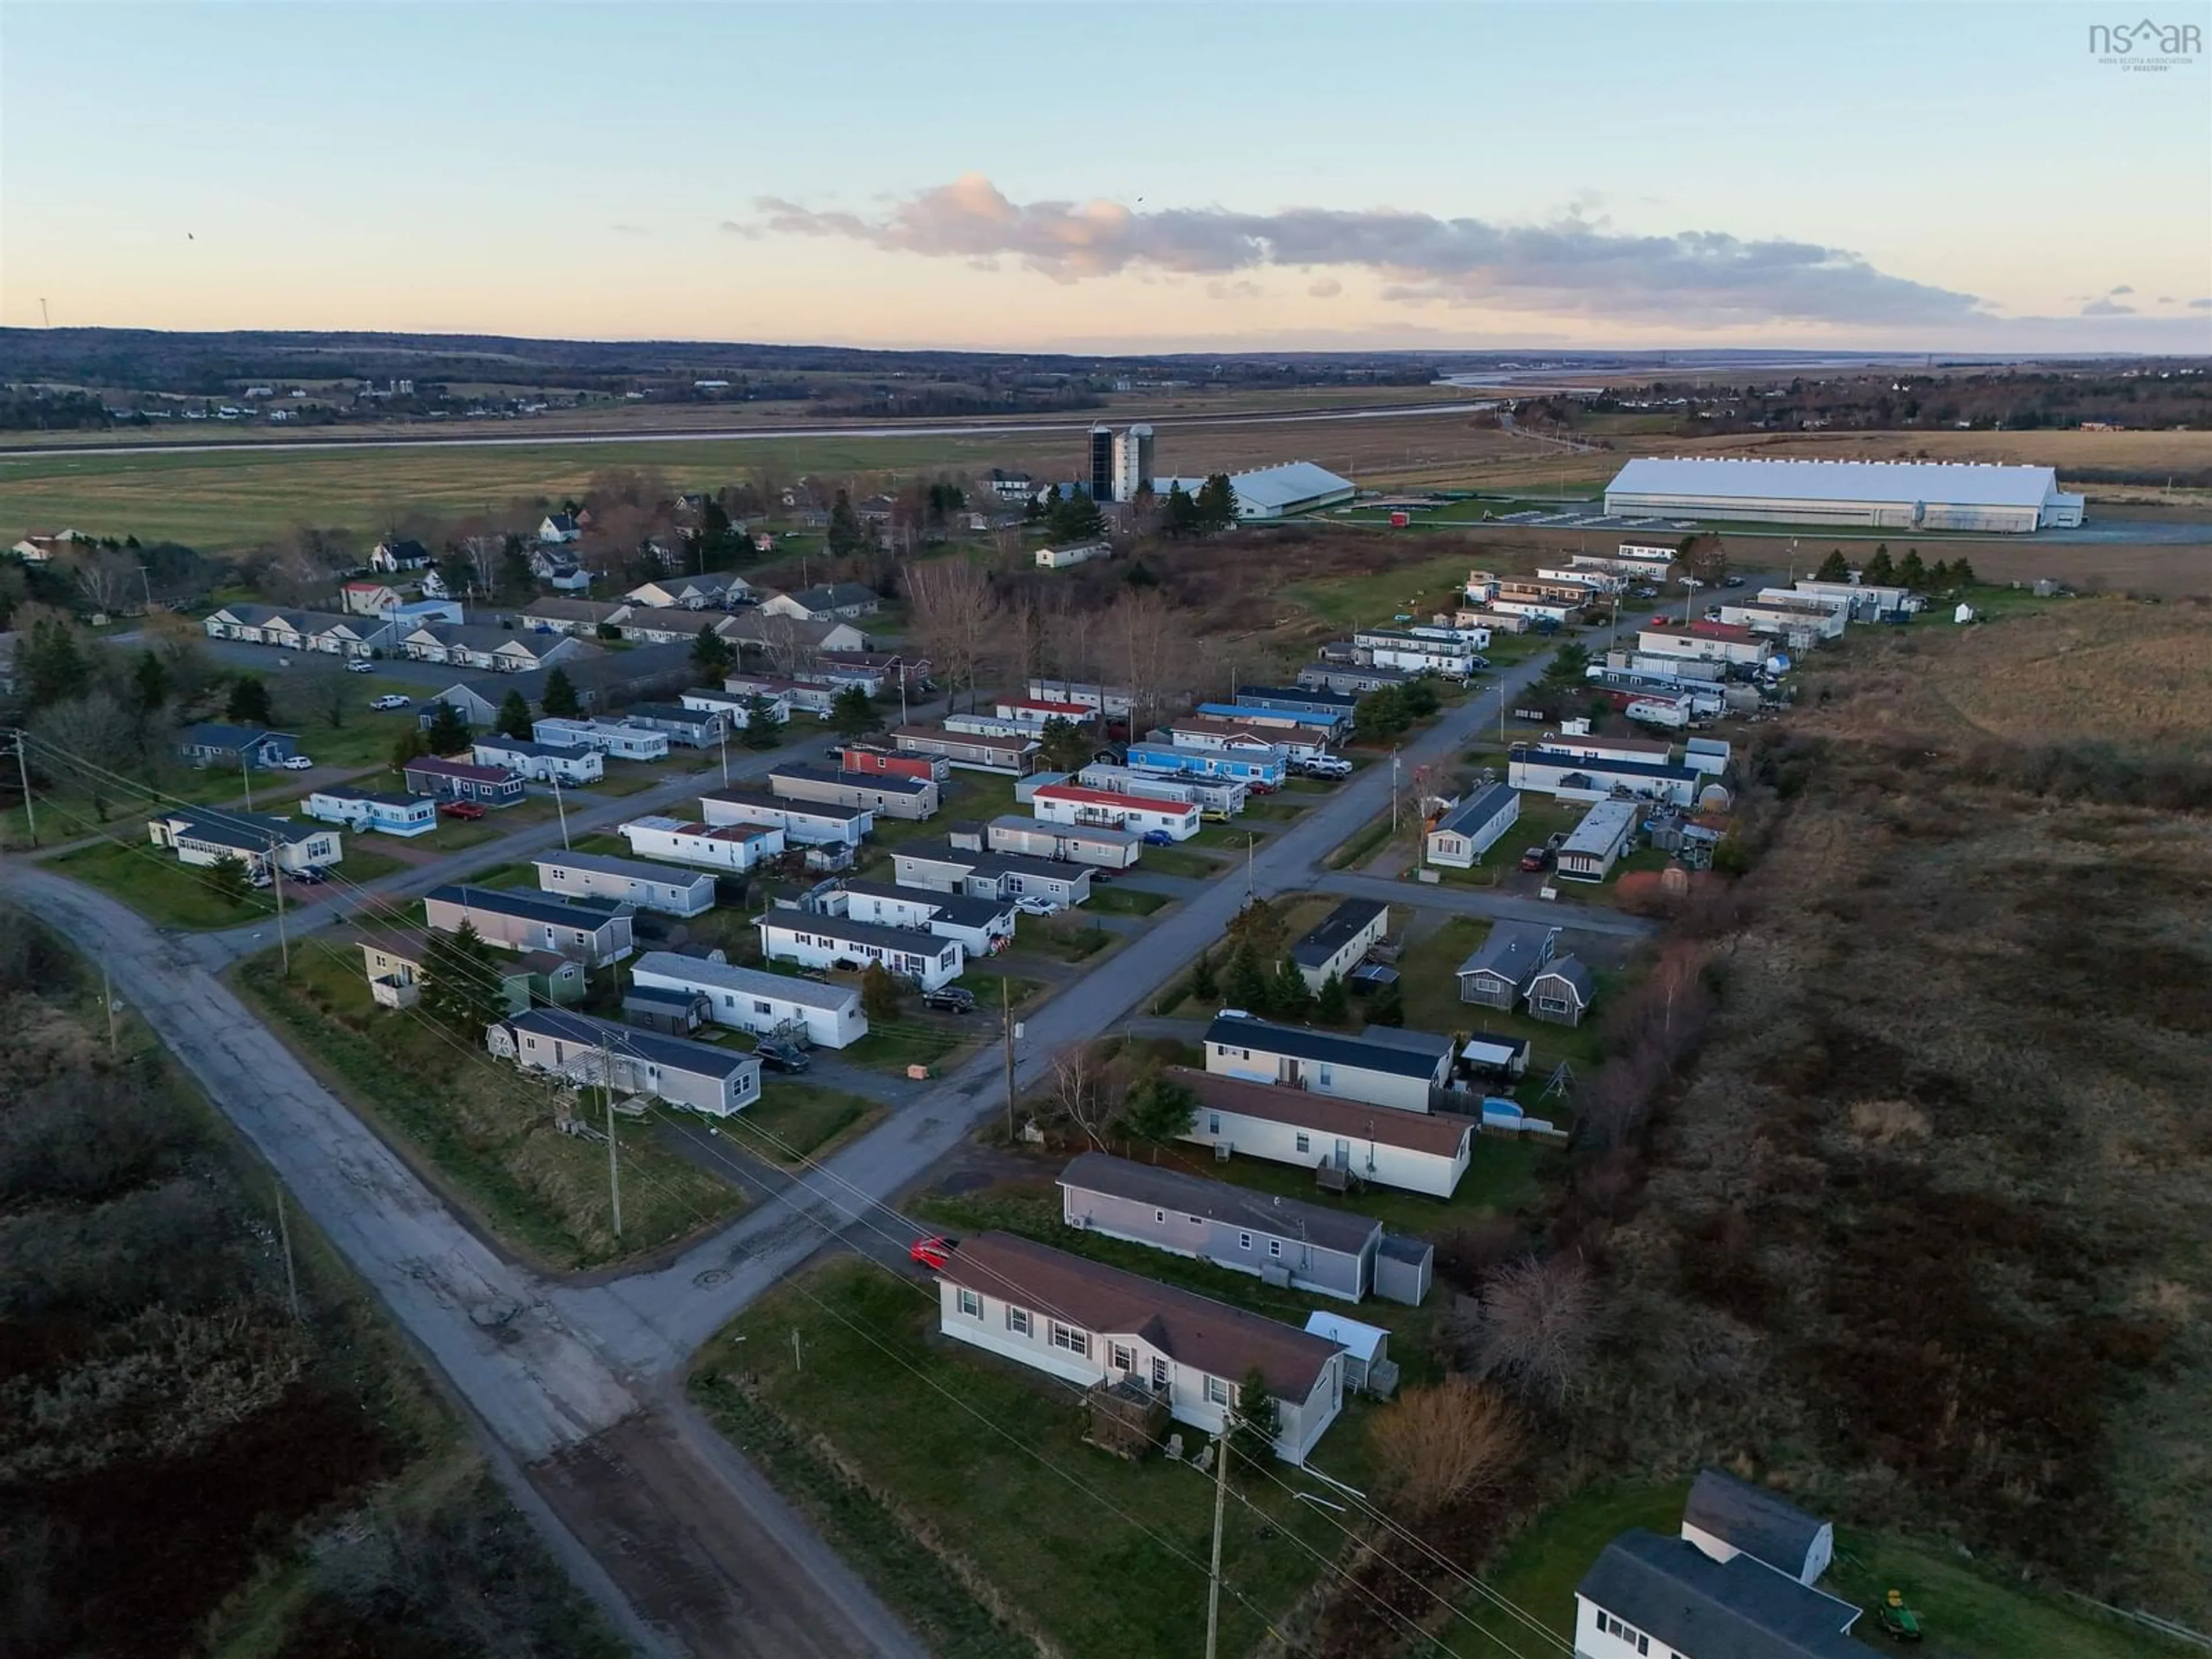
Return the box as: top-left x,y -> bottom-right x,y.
51,835 -> 278,929
689,1259 -> 1387,1659
1393,916 -> 1613,1084
1085,885 -> 1166,917
233,946 -> 740,1268
724,1085 -> 885,1165
1445,1482 -> 2191,1659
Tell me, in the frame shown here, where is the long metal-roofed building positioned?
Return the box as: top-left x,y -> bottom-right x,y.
1603,456 -> 2084,533
1153,461 -> 1357,521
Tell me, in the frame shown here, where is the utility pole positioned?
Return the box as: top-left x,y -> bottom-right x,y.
103,960 -> 118,1060
1245,832 -> 1256,904
239,751 -> 254,812
1002,975 -> 1017,1141
602,1034 -> 623,1239
1389,747 -> 1402,833
269,842 -> 290,974
276,1183 -> 301,1322
551,771 -> 570,849
791,1327 -> 804,1372
1205,1418 -> 1232,1659
718,725 -> 729,788
14,733 -> 36,847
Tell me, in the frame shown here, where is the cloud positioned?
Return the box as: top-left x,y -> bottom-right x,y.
749,172 -> 1990,328
609,223 -> 647,236
2109,283 -> 2135,295
1205,279 -> 1264,301
2081,297 -> 2137,316
1308,277 -> 1343,299
717,219 -> 763,240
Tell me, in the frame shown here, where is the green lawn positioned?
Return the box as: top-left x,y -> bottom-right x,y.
1393,916 -> 1613,1084
1137,844 -> 1227,880
724,1085 -> 885,1165
690,1260 -> 1385,1659
331,846 -> 408,884
1086,885 -> 1166,918
1014,916 -> 1114,962
52,836 -> 277,929
961,969 -> 1046,1015
460,859 -> 537,891
590,763 -> 667,797
1282,551 -> 1480,629
1446,1483 -> 2189,1659
840,1020 -> 970,1078
233,946 -> 741,1269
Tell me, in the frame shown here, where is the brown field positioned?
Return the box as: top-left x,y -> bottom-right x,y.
1584,598 -> 2212,1619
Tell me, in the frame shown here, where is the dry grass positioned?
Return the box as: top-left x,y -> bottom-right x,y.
1588,599 -> 2212,1619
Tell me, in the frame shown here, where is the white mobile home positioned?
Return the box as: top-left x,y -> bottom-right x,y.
756,911 -> 964,991
1554,800 -> 1641,882
627,950 -> 868,1049
986,814 -> 1141,869
1508,747 -> 1700,807
1031,783 -> 1199,841
1176,1068 -> 1474,1199
490,1007 -> 759,1118
1425,781 -> 1520,869
619,815 -> 786,873
1203,1013 -> 1454,1115
700,788 -> 873,847
533,851 -> 717,916
471,737 -> 606,785
831,879 -> 1014,958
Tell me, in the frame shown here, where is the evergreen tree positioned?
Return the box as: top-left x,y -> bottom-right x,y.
1047,490 -> 1106,542
18,619 -> 90,710
1036,715 -> 1092,774
226,675 -> 274,726
1226,937 -> 1271,1013
1540,642 -> 1592,686
498,534 -> 536,599
1194,474 -> 1238,534
391,727 -> 431,770
741,692 -> 781,748
1021,491 -> 1044,525
859,962 -> 904,1021
1950,557 -> 1978,586
827,489 -> 866,555
1897,548 -> 1927,589
421,921 -> 506,1033
1270,958 -> 1312,1021
541,666 -> 581,719
423,700 -> 472,755
1353,686 -> 1410,742
1121,1074 -> 1199,1145
495,690 -> 534,740
131,650 -> 169,713
437,549 -> 476,601
1230,1367 -> 1281,1469
691,622 -> 734,680
831,684 -> 883,740
1161,482 -> 1202,537
1314,971 -> 1350,1025
1400,676 -> 1440,718
1926,558 -> 1952,589
1188,948 -> 1218,1003
207,854 -> 253,908
1369,978 -> 1404,1027
1814,549 -> 1853,583
1863,546 -> 1896,586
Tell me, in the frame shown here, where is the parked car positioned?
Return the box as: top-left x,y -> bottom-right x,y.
1466,655 -> 1491,672
753,1040 -> 810,1073
288,865 -> 328,885
1200,807 -> 1230,822
909,1234 -> 957,1271
1302,756 -> 1352,778
346,660 -> 376,675
278,755 -> 315,770
923,987 -> 976,1014
1089,869 -> 1115,882
1246,780 -> 1277,795
1013,895 -> 1059,916
369,694 -> 412,711
1632,585 -> 1659,599
1141,830 -> 1174,846
1723,575 -> 1746,588
1518,846 -> 1553,873
439,800 -> 486,820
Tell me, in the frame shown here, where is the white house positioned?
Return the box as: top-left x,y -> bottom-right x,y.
1351,627 -> 1479,677
1203,1013 -> 1454,1115
681,687 -> 792,730
830,878 -> 1014,958
491,1007 -> 759,1119
471,737 -> 606,785
1575,1529 -> 1863,1659
1176,1068 -> 1474,1199
986,814 -> 1141,869
147,809 -> 342,878
1425,781 -> 1520,869
533,851 -> 717,917
1508,746 -> 1701,807
1717,600 -> 1846,643
619,815 -> 786,873
1031,783 -> 1199,842
626,572 -> 751,610
537,513 -> 581,544
1025,679 -> 1132,719
1076,764 -> 1246,816
771,763 -> 940,821
1034,540 -> 1111,570
1636,626 -> 1767,668
931,1230 -> 1347,1464
701,788 -> 872,848
889,842 -> 1096,910
1555,799 -> 1641,883
756,911 -> 963,991
532,717 -> 670,762
760,582 -> 880,622
627,950 -> 868,1050
1287,897 -> 1391,993
302,787 -> 437,838
1168,715 -> 1326,764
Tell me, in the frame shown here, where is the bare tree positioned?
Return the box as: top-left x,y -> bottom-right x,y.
297,660 -> 353,730
1469,1253 -> 1597,1408
1107,587 -> 1191,736
1370,1377 -> 1525,1518
29,691 -> 142,786
1048,1043 -> 1112,1147
903,558 -> 1001,710
69,548 -> 141,617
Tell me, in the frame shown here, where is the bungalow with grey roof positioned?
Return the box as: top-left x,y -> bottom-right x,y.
1289,897 -> 1391,993
771,763 -> 938,820
490,1007 -> 760,1118
1456,922 -> 1559,1010
1203,1013 -> 1455,1116
761,582 -> 880,621
1425,781 -> 1521,869
628,950 -> 867,1048
1574,1529 -> 1863,1659
177,724 -> 298,770
147,808 -> 341,878
424,884 -> 635,966
756,909 -> 963,991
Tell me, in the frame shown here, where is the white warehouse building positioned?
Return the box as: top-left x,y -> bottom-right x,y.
1603,456 -> 2083,533
1152,461 -> 1356,521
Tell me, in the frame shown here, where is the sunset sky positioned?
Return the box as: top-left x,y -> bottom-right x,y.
3,1 -> 2207,353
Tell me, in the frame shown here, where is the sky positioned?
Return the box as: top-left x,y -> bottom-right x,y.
3,1 -> 2209,354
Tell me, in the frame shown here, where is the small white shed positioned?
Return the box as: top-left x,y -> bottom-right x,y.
1304,1310 -> 1393,1395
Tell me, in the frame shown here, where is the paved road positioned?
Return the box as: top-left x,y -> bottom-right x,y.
13,612 -> 1663,1650
0,862 -> 925,1659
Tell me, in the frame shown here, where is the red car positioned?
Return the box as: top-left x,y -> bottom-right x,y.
440,800 -> 487,820
1518,846 -> 1552,873
908,1235 -> 959,1272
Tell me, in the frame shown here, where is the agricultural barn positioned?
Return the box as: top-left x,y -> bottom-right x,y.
1152,461 -> 1355,521
1603,457 -> 2084,533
